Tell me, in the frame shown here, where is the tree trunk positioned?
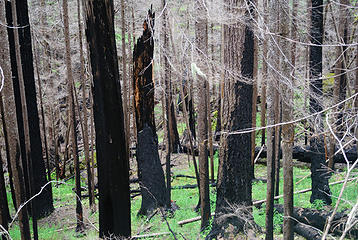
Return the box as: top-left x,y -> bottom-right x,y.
281,0 -> 294,238
120,0 -> 130,158
329,0 -> 348,171
5,0 -> 54,219
209,1 -> 254,238
162,0 -> 172,209
84,0 -> 131,237
3,1 -> 31,238
260,0 -> 268,146
33,36 -> 53,203
132,8 -> 168,216
0,1 -> 17,214
195,0 -> 210,230
76,0 -> 94,212
265,1 -> 279,239
63,0 -> 84,231
309,0 -> 331,205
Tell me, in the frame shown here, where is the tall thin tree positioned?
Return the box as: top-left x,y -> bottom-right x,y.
195,0 -> 210,230
309,0 -> 332,205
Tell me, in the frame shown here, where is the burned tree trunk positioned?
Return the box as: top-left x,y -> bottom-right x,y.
84,0 -> 131,237
133,8 -> 168,215
209,0 -> 254,238
5,0 -> 54,219
309,0 -> 331,205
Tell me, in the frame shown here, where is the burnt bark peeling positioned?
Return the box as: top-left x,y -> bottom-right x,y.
84,0 -> 131,237
209,0 -> 254,237
309,0 -> 331,205
133,7 -> 168,215
5,0 -> 53,219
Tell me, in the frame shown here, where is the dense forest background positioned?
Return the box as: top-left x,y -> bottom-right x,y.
0,0 -> 358,239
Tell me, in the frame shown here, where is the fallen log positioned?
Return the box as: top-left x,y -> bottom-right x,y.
294,222 -> 322,240
181,144 -> 219,156
177,177 -> 358,226
275,204 -> 358,239
172,182 -> 216,190
254,145 -> 358,164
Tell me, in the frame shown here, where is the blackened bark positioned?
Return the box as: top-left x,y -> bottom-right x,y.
209,1 -> 254,237
84,0 -> 131,237
0,95 -> 17,212
183,80 -> 197,140
169,102 -> 181,153
309,0 -> 331,205
5,0 -> 53,219
133,8 -> 168,215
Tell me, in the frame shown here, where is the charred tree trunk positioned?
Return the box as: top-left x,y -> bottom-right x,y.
195,0 -> 210,230
309,0 -> 331,205
84,0 -> 131,237
209,1 -> 254,237
3,1 -> 31,238
133,8 -> 168,215
0,2 -> 17,213
5,0 -> 53,219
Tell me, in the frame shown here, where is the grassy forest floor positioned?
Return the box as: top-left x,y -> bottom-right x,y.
5,151 -> 358,239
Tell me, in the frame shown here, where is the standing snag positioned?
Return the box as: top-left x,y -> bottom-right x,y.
133,7 -> 168,215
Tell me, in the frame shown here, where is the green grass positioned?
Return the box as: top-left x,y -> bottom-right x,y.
5,153 -> 357,239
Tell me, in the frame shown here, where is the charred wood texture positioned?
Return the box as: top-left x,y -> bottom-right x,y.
133,7 -> 168,215
5,0 -> 53,219
84,0 -> 131,237
275,204 -> 358,239
309,0 -> 331,205
209,0 -> 254,237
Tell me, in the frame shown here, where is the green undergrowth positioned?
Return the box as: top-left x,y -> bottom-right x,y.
5,153 -> 357,239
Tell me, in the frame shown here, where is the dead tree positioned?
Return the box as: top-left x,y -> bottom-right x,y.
5,0 -> 54,219
63,0 -> 84,232
76,0 -> 94,212
309,0 -> 332,205
195,0 -> 210,230
281,0 -> 294,239
84,0 -> 131,237
208,0 -> 255,238
133,7 -> 168,215
265,1 -> 279,239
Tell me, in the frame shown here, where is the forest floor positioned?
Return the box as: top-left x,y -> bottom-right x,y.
5,151 -> 358,240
